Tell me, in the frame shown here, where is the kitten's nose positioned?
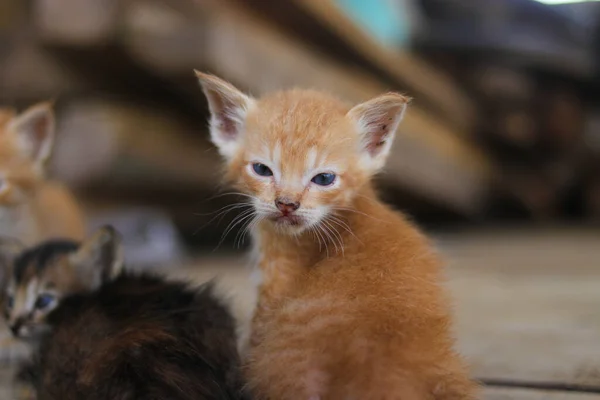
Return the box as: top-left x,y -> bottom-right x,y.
275,198 -> 300,214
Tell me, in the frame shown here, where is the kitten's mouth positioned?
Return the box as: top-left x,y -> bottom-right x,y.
271,214 -> 303,226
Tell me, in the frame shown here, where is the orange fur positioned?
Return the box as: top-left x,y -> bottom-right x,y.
197,72 -> 478,400
0,102 -> 85,244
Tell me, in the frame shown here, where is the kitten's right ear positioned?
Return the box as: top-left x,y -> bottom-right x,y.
347,93 -> 410,172
7,102 -> 55,169
195,71 -> 255,160
70,226 -> 124,290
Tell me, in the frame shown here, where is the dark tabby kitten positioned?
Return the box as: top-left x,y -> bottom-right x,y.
1,226 -> 246,400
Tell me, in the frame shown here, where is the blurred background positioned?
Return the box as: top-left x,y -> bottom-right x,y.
0,0 -> 599,398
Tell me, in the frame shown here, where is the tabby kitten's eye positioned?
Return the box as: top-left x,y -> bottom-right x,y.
311,173 -> 336,186
252,163 -> 273,177
35,294 -> 55,310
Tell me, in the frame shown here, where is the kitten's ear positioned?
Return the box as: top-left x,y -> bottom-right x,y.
0,237 -> 24,288
7,102 -> 55,167
70,226 -> 124,290
347,93 -> 410,172
195,70 -> 255,160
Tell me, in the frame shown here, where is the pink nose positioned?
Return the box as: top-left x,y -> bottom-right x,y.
275,198 -> 300,214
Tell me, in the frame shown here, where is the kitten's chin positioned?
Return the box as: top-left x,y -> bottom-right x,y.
268,215 -> 309,235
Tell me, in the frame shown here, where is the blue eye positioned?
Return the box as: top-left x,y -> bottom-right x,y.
311,173 -> 336,186
252,163 -> 273,177
35,294 -> 55,310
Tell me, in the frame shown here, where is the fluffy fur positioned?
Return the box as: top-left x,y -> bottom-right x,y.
5,228 -> 246,400
197,72 -> 478,399
1,227 -> 123,340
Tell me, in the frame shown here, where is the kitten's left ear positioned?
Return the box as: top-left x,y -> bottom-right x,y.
195,70 -> 255,161
347,93 -> 410,172
7,102 -> 55,168
70,226 -> 124,290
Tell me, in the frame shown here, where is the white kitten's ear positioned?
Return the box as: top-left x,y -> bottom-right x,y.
70,226 -> 124,290
195,70 -> 255,160
347,93 -> 410,172
8,102 -> 55,168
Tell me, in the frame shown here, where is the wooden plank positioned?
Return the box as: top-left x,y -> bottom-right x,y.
33,0 -> 121,45
292,0 -> 476,134
0,36 -> 86,104
50,100 -> 217,189
438,229 -> 600,387
0,0 -> 24,32
484,387 -> 600,400
122,0 -> 206,75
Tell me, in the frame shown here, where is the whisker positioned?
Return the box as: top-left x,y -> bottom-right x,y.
327,215 -> 362,245
234,216 -> 253,249
308,226 -> 323,252
320,221 -> 338,254
322,219 -> 344,256
193,203 -> 255,236
332,207 -> 386,223
221,209 -> 254,239
242,215 -> 264,246
203,192 -> 261,202
313,225 -> 329,258
194,202 -> 251,222
316,224 -> 331,258
214,209 -> 255,250
236,213 -> 264,248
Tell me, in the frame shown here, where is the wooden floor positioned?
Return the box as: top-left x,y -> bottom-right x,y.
439,229 -> 600,399
0,228 -> 599,399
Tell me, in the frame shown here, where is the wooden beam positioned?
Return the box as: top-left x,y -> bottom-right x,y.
290,0 -> 477,135
50,100 -> 217,189
33,0 -> 122,45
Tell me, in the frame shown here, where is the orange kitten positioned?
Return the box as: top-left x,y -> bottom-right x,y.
197,72 -> 478,400
0,102 -> 85,363
0,102 -> 85,245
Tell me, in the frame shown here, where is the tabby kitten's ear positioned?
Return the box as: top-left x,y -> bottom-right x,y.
70,226 -> 124,290
195,70 -> 255,161
7,102 -> 55,170
346,93 -> 410,172
0,237 -> 24,288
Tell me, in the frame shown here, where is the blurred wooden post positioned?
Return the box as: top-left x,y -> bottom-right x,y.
34,0 -> 121,45
51,100 -> 217,189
